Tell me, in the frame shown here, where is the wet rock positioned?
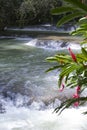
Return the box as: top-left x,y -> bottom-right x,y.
0,102 -> 5,113
35,39 -> 68,49
14,94 -> 34,107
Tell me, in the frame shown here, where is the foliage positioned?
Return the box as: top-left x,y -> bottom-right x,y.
51,0 -> 87,26
0,0 -> 23,30
46,0 -> 87,114
72,16 -> 87,45
18,0 -> 62,26
46,47 -> 87,88
0,0 -> 62,30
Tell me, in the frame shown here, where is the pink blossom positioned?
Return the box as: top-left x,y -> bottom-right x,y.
73,86 -> 80,107
59,83 -> 65,92
73,101 -> 79,107
76,86 -> 81,93
73,93 -> 79,107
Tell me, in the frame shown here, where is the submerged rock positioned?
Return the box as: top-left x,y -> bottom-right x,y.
0,103 -> 5,113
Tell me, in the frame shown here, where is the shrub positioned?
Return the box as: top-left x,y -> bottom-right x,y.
46,0 -> 87,114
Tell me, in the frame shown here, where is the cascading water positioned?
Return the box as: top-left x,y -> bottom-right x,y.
0,37 -> 86,130
25,38 -> 81,50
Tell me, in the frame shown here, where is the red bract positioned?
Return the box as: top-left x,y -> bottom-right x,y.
73,93 -> 79,107
73,101 -> 79,107
76,86 -> 81,93
68,48 -> 77,62
73,86 -> 80,107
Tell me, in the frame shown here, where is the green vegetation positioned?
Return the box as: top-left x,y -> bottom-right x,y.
0,0 -> 23,30
0,0 -> 62,31
18,0 -> 62,27
46,0 -> 87,114
51,0 -> 87,26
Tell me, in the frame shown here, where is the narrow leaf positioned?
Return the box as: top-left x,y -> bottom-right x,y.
82,48 -> 87,57
51,7 -> 76,15
64,0 -> 87,12
46,65 -> 63,73
57,12 -> 84,26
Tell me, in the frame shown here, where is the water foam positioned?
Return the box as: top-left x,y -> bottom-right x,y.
0,95 -> 87,130
25,39 -> 81,50
0,103 -> 87,130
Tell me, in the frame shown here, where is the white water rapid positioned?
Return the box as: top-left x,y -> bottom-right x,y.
0,101 -> 87,130
25,38 -> 81,50
0,37 -> 86,130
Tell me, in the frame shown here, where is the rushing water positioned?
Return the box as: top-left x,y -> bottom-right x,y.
0,37 -> 87,130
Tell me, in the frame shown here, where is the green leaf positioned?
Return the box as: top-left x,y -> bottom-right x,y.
81,48 -> 87,57
72,27 -> 87,36
51,6 -> 76,15
60,66 -> 73,77
55,55 -> 72,63
76,53 -> 87,61
59,63 -> 83,86
45,65 -> 63,73
46,57 -> 59,62
79,17 -> 87,24
67,82 -> 77,88
54,96 -> 87,114
64,0 -> 87,12
57,12 -> 84,26
46,54 -> 72,63
83,111 -> 87,114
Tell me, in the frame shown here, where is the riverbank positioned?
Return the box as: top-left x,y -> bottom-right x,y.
0,29 -> 69,37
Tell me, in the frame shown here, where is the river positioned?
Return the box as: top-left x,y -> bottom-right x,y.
0,36 -> 87,130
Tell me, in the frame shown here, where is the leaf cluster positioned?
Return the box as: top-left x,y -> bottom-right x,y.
51,0 -> 87,26
71,17 -> 87,45
46,0 -> 87,114
46,48 -> 87,88
46,47 -> 87,113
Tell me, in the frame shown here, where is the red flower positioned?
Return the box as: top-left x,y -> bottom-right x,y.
59,83 -> 65,92
76,86 -> 81,93
73,93 -> 79,107
73,101 -> 79,107
68,48 -> 77,62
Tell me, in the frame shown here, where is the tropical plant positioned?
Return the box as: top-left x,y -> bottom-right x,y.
51,0 -> 87,26
46,0 -> 87,114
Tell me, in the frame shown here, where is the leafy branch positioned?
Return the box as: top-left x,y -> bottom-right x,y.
46,0 -> 87,114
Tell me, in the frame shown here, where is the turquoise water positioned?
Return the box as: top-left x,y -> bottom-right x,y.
0,38 -> 59,104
